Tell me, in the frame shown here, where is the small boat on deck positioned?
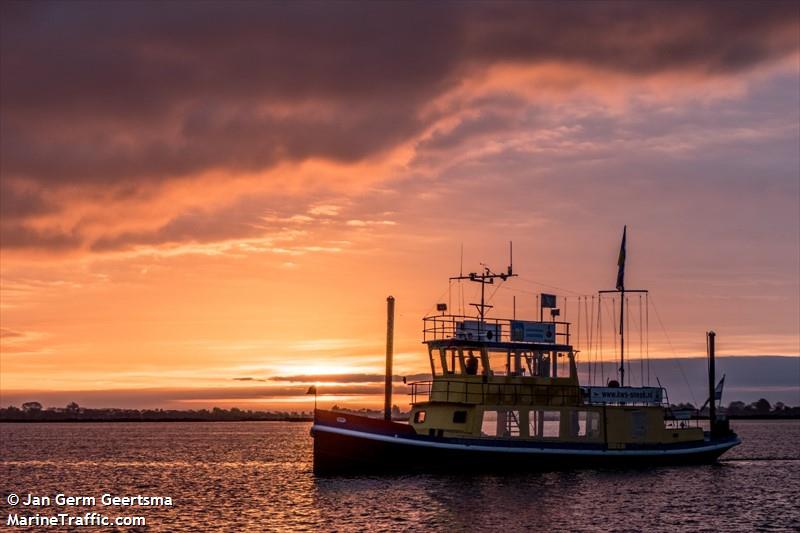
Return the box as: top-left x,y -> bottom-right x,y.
311,229 -> 740,474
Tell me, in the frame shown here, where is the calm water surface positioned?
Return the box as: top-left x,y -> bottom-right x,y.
1,420 -> 798,531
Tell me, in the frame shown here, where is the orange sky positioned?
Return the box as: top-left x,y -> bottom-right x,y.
1,3 -> 798,410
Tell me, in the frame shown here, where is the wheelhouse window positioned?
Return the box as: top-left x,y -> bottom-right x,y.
413,411 -> 426,424
453,411 -> 467,424
442,347 -> 459,374
486,348 -> 508,376
429,347 -> 444,376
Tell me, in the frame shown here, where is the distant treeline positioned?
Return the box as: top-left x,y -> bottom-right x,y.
0,402 -> 312,422
666,398 -> 799,418
0,399 -> 797,422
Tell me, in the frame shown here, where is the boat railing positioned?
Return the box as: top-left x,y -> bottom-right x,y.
409,379 -> 580,406
664,408 -> 703,429
422,314 -> 571,345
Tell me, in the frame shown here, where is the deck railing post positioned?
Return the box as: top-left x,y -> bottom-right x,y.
707,331 -> 716,434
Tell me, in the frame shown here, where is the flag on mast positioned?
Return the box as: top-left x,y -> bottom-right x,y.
714,374 -> 725,401
616,225 -> 627,291
700,375 -> 725,411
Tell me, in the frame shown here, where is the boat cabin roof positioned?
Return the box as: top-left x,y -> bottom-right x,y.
426,338 -> 573,352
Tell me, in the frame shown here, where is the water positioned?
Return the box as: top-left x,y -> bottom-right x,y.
1,420 -> 798,531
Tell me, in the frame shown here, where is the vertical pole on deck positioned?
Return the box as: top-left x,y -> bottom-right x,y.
384,296 -> 395,421
619,290 -> 625,387
707,331 -> 716,433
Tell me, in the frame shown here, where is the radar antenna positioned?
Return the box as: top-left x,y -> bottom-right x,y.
450,241 -> 517,322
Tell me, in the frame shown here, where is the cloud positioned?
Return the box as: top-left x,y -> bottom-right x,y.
2,3 -> 796,201
3,358 -> 797,409
0,181 -> 58,220
0,384 -> 412,409
0,328 -> 24,339
307,205 -> 343,217
0,223 -> 83,251
89,197 -> 277,252
0,2 -> 798,253
268,373 -> 431,383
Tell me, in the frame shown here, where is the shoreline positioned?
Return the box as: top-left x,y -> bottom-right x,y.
0,417 -> 314,423
1,415 -> 797,424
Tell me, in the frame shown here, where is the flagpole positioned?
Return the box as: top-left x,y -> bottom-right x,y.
618,225 -> 627,387
599,225 -> 648,388
620,288 -> 625,387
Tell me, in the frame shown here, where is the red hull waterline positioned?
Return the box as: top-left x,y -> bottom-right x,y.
311,410 -> 741,475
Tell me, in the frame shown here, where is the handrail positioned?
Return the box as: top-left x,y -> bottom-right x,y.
408,379 -> 580,406
664,408 -> 703,429
422,314 -> 571,344
409,380 -> 669,408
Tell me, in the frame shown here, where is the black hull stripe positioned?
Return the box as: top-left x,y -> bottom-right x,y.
312,425 -> 740,457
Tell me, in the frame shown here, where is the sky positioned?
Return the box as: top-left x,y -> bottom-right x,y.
1,2 -> 798,410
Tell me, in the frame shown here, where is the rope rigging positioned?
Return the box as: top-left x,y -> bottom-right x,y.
430,264 -> 691,404
649,294 -> 699,406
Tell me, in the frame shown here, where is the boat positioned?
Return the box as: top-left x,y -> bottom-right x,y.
311,229 -> 741,474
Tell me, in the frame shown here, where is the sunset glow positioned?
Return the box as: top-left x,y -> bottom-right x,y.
1,2 -> 798,410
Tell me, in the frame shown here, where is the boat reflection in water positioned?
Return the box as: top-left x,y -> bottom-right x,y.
311,231 -> 740,474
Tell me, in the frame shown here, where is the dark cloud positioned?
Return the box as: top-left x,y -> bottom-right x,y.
0,181 -> 57,220
89,203 -> 264,252
2,357 -> 796,409
0,222 -> 82,251
0,328 -> 24,339
421,107 -> 529,152
1,2 -> 797,252
0,384 -> 411,409
579,356 -> 800,406
2,2 -> 797,184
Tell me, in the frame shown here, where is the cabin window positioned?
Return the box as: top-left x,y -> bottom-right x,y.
481,410 -> 498,436
414,411 -> 426,424
567,411 -> 602,438
584,411 -> 601,438
481,409 -> 520,437
529,410 -> 560,438
453,411 -> 467,424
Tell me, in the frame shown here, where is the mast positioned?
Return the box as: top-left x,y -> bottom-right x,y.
618,226 -> 626,386
600,226 -> 646,387
707,330 -> 716,432
620,289 -> 625,386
